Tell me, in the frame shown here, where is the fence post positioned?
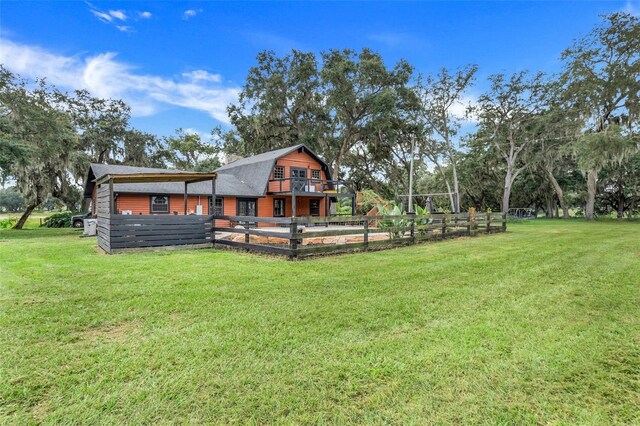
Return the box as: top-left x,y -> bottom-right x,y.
363,219 -> 369,251
467,213 -> 471,236
410,213 -> 416,244
502,213 -> 507,232
289,218 -> 298,259
244,222 -> 250,243
211,216 -> 216,247
441,215 -> 447,238
486,213 -> 491,233
453,215 -> 458,235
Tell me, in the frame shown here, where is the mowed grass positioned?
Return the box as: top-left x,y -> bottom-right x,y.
1,221 -> 639,424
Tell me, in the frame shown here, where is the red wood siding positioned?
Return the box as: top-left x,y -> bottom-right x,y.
115,194 -> 209,215
267,150 -> 329,193
105,193 -> 327,219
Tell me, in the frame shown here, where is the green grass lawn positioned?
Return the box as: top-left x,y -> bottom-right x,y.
1,220 -> 639,424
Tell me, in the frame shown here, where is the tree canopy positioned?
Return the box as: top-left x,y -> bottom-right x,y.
1,12 -> 639,225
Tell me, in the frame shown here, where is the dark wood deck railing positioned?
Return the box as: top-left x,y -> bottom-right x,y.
267,177 -> 342,194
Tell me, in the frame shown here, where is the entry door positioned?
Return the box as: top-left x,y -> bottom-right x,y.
310,199 -> 320,216
237,198 -> 257,217
291,168 -> 307,192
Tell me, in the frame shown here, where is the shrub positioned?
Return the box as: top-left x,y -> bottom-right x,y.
376,202 -> 407,238
335,205 -> 353,215
413,204 -> 431,236
42,212 -> 76,228
0,218 -> 17,229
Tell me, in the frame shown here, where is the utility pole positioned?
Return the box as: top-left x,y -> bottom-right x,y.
408,137 -> 415,213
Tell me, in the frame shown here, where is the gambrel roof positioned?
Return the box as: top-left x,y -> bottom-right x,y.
84,144 -> 330,198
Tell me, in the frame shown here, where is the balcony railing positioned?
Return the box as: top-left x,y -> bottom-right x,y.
268,177 -> 344,194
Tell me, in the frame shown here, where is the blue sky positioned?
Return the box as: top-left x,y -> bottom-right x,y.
1,1 -> 638,139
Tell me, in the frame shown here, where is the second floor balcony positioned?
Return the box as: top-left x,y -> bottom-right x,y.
268,177 -> 346,195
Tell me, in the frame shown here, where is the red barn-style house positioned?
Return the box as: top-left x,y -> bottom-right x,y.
84,144 -> 354,224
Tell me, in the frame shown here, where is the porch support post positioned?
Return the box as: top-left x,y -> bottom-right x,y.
108,178 -> 114,214
324,194 -> 329,227
211,177 -> 217,245
292,189 -> 297,218
211,177 -> 216,215
184,181 -> 188,215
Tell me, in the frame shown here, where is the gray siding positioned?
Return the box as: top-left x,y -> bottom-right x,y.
96,184 -> 111,252
98,213 -> 213,254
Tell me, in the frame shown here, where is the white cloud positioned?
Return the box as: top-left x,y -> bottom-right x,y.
182,70 -> 222,83
109,10 -> 127,21
89,6 -> 141,31
0,38 -> 240,123
90,9 -> 113,23
183,9 -> 201,19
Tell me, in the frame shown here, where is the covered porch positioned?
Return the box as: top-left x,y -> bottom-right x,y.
95,171 -> 218,253
267,176 -> 356,217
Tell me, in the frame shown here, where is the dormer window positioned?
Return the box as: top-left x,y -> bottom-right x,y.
273,166 -> 285,180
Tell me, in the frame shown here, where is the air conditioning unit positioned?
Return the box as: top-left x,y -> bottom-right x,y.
83,219 -> 97,236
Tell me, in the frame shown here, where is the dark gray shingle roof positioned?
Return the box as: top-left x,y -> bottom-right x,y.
112,173 -> 257,197
214,144 -> 306,195
90,163 -> 196,177
86,144 -> 329,198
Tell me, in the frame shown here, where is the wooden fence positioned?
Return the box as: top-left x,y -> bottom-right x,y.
97,211 -> 506,257
212,212 -> 507,259
98,214 -> 213,253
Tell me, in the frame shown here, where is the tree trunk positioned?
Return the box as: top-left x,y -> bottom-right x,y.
502,169 -> 512,214
451,161 -> 460,213
444,179 -> 455,212
81,198 -> 91,212
14,203 -> 37,229
585,169 -> 597,220
617,192 -> 625,220
545,168 -> 569,219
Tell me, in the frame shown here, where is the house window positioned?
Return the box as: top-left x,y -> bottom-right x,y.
273,198 -> 286,217
150,195 -> 169,214
311,169 -> 321,180
237,198 -> 257,217
208,197 -> 224,215
273,165 -> 285,180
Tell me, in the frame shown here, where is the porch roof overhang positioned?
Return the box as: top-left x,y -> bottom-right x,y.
96,172 -> 217,185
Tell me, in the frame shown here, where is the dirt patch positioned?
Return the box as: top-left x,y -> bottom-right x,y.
19,296 -> 47,305
77,321 -> 141,344
31,398 -> 50,419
